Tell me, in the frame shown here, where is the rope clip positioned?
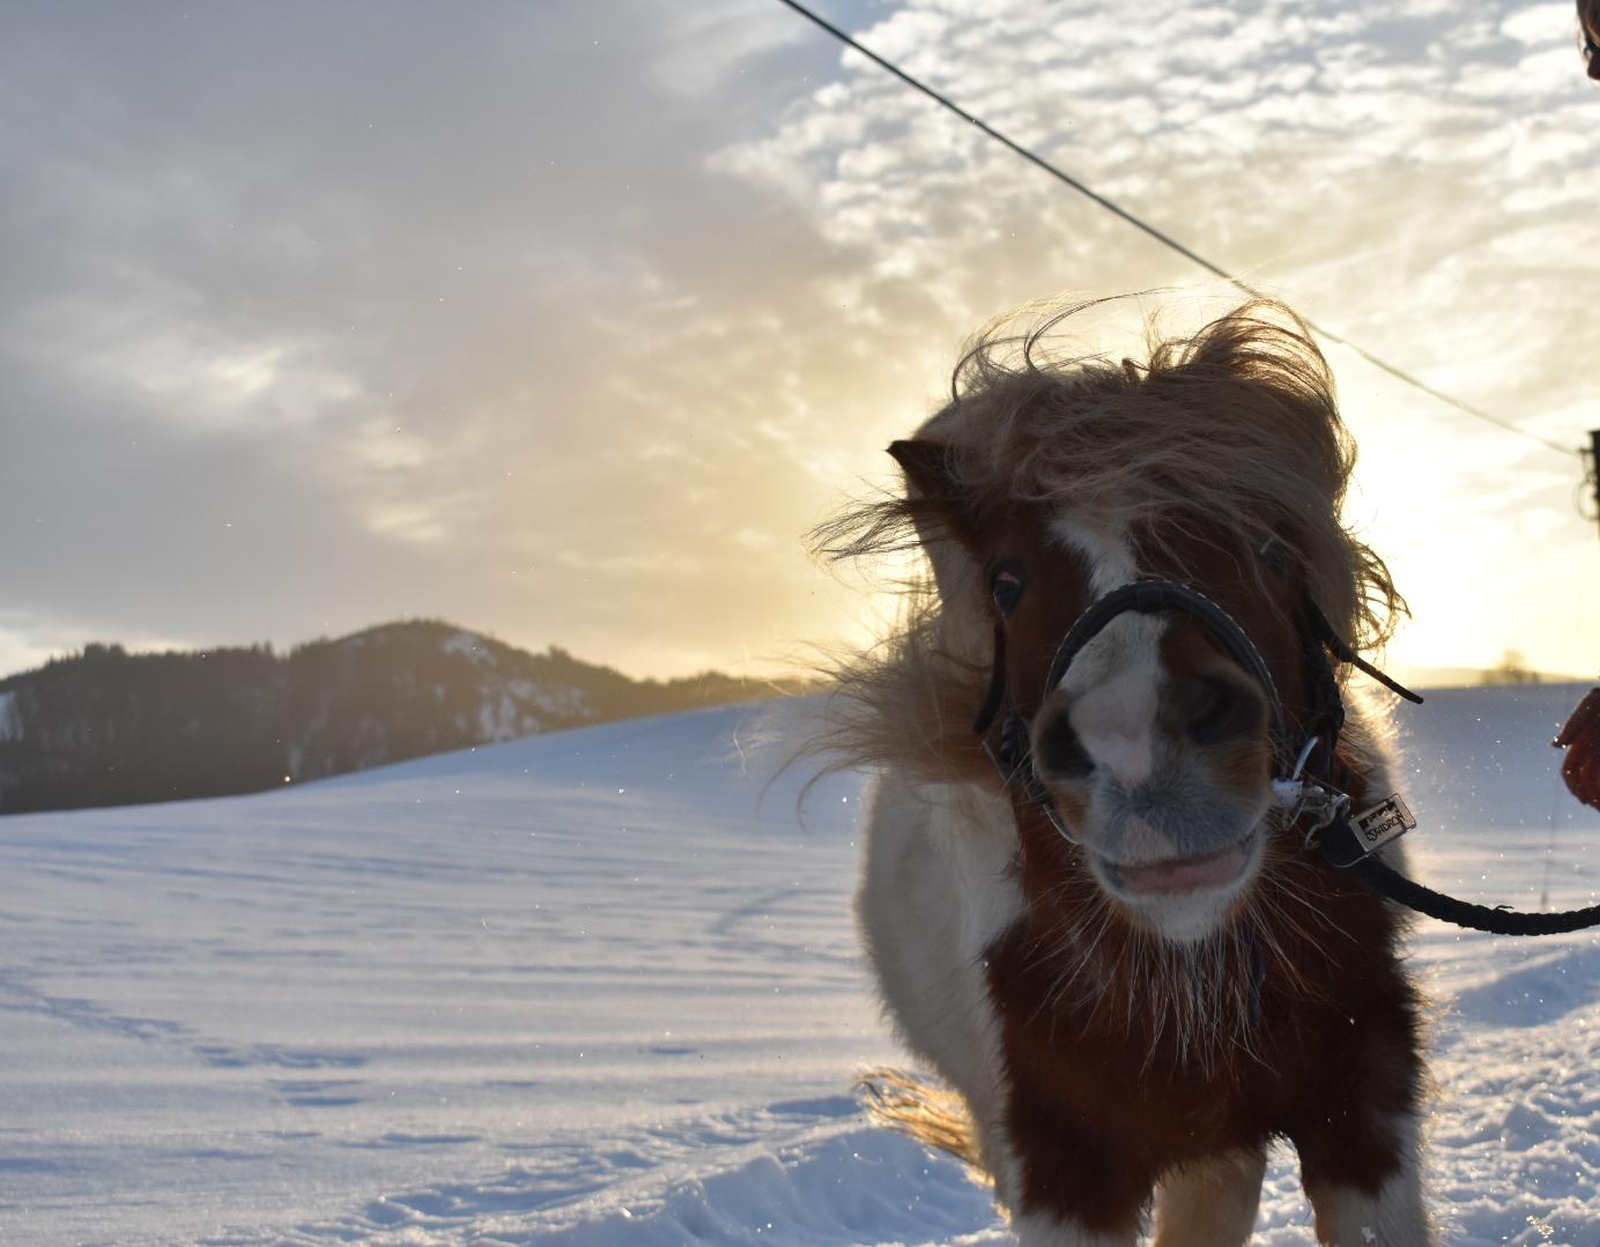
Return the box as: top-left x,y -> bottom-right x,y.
1270,737 -> 1353,850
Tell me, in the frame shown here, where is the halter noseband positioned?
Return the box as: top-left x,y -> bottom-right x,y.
1041,580 -> 1290,747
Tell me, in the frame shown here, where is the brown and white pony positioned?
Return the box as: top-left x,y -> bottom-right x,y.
819,298 -> 1431,1245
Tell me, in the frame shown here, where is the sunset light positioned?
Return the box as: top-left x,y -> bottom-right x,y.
2,1 -> 1596,687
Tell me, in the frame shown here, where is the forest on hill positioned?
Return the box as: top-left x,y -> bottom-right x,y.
0,620 -> 805,815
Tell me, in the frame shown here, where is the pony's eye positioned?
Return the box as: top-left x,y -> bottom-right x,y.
1259,532 -> 1294,577
991,566 -> 1025,615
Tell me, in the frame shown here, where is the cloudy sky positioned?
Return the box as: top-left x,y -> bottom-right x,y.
3,0 -> 1598,683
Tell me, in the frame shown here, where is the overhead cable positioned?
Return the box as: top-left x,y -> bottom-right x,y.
773,0 -> 1581,462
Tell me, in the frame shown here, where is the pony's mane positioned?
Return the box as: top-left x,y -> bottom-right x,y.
810,297 -> 1405,784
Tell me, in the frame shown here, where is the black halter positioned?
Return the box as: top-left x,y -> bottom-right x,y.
973,576 -> 1600,937
972,578 -> 1366,814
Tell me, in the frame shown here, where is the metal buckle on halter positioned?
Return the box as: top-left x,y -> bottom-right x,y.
1290,782 -> 1353,851
1273,737 -> 1417,866
1270,736 -> 1351,850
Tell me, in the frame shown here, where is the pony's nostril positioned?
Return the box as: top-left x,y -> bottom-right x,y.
1179,674 -> 1266,747
1034,707 -> 1093,779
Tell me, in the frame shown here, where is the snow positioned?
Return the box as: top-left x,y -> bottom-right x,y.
443,630 -> 497,665
510,676 -> 591,723
479,690 -> 540,742
1,685 -> 1598,1245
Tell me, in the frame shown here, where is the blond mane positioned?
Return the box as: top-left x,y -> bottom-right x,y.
811,297 -> 1405,785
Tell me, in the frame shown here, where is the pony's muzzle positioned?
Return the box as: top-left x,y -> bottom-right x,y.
1032,669 -> 1270,788
1165,671 -> 1270,752
1032,701 -> 1095,781
1028,667 -> 1276,879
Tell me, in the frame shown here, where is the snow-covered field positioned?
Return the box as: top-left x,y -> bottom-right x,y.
2,685 -> 1599,1245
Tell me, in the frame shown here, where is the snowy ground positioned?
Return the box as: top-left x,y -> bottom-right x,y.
2,685 -> 1598,1245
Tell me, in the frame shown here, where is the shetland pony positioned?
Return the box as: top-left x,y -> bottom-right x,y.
819,299 -> 1431,1245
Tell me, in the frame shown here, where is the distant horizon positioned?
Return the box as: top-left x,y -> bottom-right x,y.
0,616 -> 818,689
0,614 -> 1591,693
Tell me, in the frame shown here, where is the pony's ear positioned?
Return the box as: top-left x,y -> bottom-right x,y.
889,438 -> 960,505
887,438 -> 954,497
888,438 -> 978,544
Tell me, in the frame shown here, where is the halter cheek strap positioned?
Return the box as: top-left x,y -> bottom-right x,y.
971,619 -> 1075,840
971,621 -> 1010,744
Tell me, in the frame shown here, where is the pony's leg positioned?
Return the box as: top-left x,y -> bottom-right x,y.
996,1105 -> 1153,1247
1150,1149 -> 1266,1247
1010,1212 -> 1137,1247
1302,1113 -> 1434,1247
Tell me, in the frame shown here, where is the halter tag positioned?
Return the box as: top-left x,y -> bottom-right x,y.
1349,794 -> 1416,855
1316,792 -> 1417,869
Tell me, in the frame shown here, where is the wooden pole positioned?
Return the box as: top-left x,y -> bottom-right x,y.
1589,430 -> 1600,538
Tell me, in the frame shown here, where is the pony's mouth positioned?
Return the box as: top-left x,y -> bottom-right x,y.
1101,832 -> 1257,897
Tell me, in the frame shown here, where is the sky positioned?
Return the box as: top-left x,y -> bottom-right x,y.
2,0 -> 1598,683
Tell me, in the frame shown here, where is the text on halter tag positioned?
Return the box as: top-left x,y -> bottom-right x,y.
1349,794 -> 1417,855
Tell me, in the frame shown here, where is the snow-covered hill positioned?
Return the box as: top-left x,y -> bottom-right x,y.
1,686 -> 1598,1245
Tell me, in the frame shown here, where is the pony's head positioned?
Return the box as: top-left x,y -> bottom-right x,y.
821,298 -> 1402,944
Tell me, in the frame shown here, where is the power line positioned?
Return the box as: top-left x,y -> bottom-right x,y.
773,0 -> 1582,463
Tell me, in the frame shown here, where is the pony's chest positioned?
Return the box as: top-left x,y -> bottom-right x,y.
983,918 -> 1352,1141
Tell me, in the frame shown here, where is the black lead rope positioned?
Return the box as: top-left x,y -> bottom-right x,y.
977,577 -> 1600,937
1296,602 -> 1600,935
1348,856 -> 1600,936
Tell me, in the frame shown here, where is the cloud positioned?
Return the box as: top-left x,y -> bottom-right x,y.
707,0 -> 1600,675
0,0 -> 1596,681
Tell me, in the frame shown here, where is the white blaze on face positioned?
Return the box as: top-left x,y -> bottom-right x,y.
1063,625 -> 1164,788
1049,516 -> 1167,790
1052,515 -> 1139,594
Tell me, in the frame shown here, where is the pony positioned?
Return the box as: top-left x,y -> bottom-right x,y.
816,297 -> 1432,1245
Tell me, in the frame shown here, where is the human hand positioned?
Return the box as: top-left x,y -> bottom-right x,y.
1555,688 -> 1600,809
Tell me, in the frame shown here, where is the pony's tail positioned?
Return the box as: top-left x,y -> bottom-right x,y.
857,1068 -> 985,1171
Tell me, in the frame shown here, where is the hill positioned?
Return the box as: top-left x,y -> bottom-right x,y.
0,620 -> 807,815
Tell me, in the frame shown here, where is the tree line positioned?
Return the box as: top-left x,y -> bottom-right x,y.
0,621 -> 802,815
